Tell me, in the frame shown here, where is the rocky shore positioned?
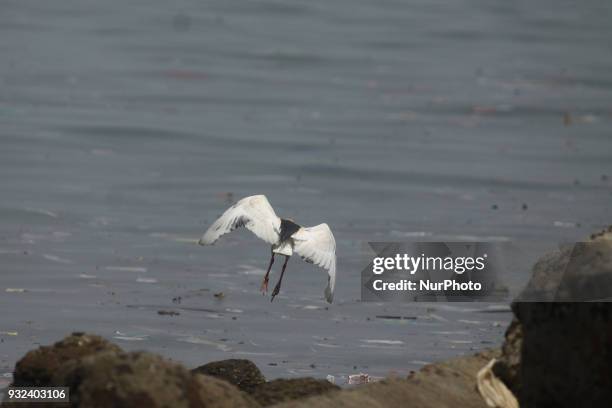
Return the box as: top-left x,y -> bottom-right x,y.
3,226 -> 611,408
3,331 -> 495,408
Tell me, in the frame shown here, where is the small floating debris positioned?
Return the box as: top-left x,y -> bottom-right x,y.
78,274 -> 97,279
0,331 -> 18,336
5,288 -> 27,293
326,375 -> 335,384
213,292 -> 225,299
157,310 -> 180,316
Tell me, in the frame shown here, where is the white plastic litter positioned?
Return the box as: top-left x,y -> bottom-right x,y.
476,358 -> 519,408
348,373 -> 370,385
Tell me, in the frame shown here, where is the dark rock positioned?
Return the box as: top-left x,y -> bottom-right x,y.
492,318 -> 522,395
55,351 -> 259,408
513,302 -> 612,408
192,359 -> 266,393
509,227 -> 612,407
250,378 -> 340,406
12,333 -> 121,387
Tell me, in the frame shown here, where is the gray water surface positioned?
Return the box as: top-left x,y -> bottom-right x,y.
1,0 -> 612,386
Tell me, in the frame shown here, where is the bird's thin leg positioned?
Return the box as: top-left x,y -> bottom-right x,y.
260,250 -> 274,294
271,256 -> 289,302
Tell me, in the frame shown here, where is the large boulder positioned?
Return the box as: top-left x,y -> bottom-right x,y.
250,378 -> 340,406
271,350 -> 498,408
192,359 -> 266,393
513,302 -> 612,407
505,226 -> 612,407
12,333 -> 121,387
517,225 -> 612,302
54,351 -> 259,408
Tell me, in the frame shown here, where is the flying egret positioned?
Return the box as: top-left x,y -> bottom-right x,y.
198,195 -> 336,303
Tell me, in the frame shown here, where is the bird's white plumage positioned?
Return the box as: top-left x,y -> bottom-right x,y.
292,223 -> 337,303
199,195 -> 281,246
199,194 -> 337,303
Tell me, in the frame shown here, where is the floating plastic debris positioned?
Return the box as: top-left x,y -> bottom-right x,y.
0,331 -> 18,336
326,375 -> 335,384
477,358 -> 519,408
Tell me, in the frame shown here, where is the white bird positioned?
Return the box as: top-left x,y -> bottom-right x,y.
198,195 -> 336,303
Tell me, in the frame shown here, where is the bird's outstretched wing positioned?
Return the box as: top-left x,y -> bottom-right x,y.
199,195 -> 281,246
292,223 -> 337,303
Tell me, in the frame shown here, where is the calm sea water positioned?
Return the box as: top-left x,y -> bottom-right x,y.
1,0 -> 611,384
